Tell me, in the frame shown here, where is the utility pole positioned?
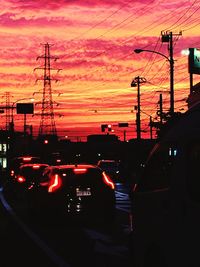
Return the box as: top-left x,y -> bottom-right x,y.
123,130 -> 126,142
161,31 -> 182,115
169,31 -> 174,115
159,93 -> 163,124
149,116 -> 153,139
131,76 -> 146,140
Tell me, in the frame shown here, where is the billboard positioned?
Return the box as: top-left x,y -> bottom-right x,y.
16,103 -> 34,114
188,48 -> 200,75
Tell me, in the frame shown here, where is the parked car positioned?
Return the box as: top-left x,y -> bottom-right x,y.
28,164 -> 116,224
129,101 -> 200,267
97,159 -> 122,182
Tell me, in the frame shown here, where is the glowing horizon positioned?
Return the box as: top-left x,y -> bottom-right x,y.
0,0 -> 200,141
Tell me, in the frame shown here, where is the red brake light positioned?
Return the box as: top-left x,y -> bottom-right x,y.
73,168 -> 87,174
23,157 -> 32,161
32,165 -> 40,169
40,181 -> 49,186
102,172 -> 115,190
48,174 -> 62,193
17,176 -> 26,183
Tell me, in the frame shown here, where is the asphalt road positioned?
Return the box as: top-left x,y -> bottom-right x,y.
0,184 -> 132,267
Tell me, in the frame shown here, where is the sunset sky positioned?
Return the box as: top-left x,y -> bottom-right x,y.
0,0 -> 200,141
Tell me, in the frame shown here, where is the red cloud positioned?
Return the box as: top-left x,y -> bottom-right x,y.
6,0 -> 152,10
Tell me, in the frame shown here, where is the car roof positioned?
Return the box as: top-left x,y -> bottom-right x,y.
46,164 -> 98,169
19,163 -> 49,168
12,156 -> 40,160
98,160 -> 117,163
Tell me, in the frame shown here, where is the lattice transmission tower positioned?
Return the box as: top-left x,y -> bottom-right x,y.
0,92 -> 12,131
34,43 -> 61,137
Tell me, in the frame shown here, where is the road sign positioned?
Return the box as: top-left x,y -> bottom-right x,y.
118,123 -> 129,127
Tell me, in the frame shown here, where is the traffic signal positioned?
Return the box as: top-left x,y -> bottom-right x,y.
108,124 -> 112,131
101,124 -> 108,132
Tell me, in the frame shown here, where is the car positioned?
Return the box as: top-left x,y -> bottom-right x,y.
4,163 -> 49,202
8,156 -> 42,179
129,101 -> 200,267
28,164 -> 116,224
97,159 -> 122,182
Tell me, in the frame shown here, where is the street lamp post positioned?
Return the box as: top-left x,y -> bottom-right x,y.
134,47 -> 174,115
131,76 -> 146,140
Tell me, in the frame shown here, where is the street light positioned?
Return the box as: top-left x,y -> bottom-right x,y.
131,76 -> 146,140
11,98 -> 34,132
134,49 -> 170,61
134,47 -> 174,115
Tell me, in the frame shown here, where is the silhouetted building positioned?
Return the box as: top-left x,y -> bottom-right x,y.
87,134 -> 119,143
187,82 -> 200,108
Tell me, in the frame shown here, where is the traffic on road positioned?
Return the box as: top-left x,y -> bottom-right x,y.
0,160 -> 132,267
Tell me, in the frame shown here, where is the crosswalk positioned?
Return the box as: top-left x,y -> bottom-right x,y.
115,191 -> 131,213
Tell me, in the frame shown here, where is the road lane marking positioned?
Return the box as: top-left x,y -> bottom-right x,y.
115,191 -> 131,213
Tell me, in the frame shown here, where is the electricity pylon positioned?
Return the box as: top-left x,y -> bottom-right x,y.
34,43 -> 62,137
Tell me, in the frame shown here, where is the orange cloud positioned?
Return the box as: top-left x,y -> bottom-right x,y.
0,0 -> 199,140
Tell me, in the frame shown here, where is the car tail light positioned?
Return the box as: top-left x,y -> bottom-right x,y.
28,185 -> 34,190
40,177 -> 49,187
40,181 -> 49,186
102,172 -> 115,190
17,176 -> 26,183
73,168 -> 87,174
48,174 -> 62,193
23,157 -> 32,161
32,165 -> 40,169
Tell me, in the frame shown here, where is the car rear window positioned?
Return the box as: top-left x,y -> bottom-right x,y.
20,166 -> 47,177
57,167 -> 104,185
